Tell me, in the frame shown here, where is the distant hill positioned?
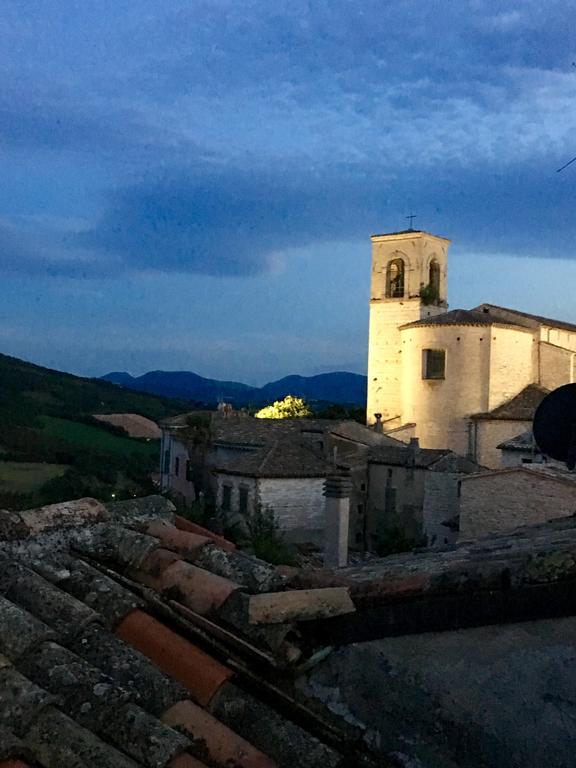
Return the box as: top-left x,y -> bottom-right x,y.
259,372 -> 367,405
103,370 -> 257,405
102,370 -> 367,406
0,353 -> 190,425
0,352 -> 189,510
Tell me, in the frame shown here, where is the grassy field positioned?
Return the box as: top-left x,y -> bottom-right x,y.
0,461 -> 69,492
40,416 -> 159,458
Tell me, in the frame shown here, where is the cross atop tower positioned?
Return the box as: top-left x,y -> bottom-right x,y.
405,213 -> 417,229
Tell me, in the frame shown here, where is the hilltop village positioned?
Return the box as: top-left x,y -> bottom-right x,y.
161,228 -> 576,558
2,229 -> 576,768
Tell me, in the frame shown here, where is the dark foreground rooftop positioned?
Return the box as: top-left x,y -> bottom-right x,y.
4,495 -> 576,767
0,496 -> 372,768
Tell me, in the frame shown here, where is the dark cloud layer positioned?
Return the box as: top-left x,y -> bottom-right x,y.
0,0 -> 575,279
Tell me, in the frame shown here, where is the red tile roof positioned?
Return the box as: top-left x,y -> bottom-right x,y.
0,496 -> 359,768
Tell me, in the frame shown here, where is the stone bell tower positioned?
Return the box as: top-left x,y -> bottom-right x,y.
366,229 -> 451,426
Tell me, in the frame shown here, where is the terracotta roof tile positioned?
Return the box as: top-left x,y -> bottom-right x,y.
115,610 -> 233,707
174,515 -> 236,552
471,384 -> 549,421
18,498 -> 107,535
0,725 -> 30,764
0,562 -> 98,639
399,308 -> 525,330
0,495 -> 357,768
0,595 -> 56,661
162,700 -> 276,768
68,624 -> 190,717
36,555 -> 144,630
474,303 -> 576,334
26,706 -> 140,768
168,755 -> 210,768
134,551 -> 241,615
146,520 -> 212,559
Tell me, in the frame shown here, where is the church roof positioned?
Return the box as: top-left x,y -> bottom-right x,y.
474,304 -> 576,334
497,429 -> 536,451
371,228 -> 450,241
471,384 -> 549,421
400,308 -> 525,330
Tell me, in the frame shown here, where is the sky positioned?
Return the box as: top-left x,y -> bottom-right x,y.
1,0 -> 576,385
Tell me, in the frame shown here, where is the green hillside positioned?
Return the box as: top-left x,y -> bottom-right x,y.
0,352 -> 189,510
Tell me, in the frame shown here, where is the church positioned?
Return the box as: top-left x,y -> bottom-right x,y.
366,229 -> 576,468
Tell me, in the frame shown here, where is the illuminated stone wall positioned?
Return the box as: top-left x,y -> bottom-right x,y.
366,231 -> 449,424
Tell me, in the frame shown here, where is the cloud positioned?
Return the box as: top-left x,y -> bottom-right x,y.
0,0 -> 575,282
75,163 -> 384,276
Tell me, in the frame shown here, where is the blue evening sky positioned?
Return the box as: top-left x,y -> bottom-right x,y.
1,0 -> 575,384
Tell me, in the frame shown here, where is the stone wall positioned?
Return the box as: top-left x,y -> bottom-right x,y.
487,325 -> 536,411
459,470 -> 576,538
474,418 -> 532,469
422,471 -> 460,548
215,473 -> 258,517
159,435 -> 195,504
400,323 -> 492,455
540,341 -> 576,390
367,462 -> 427,546
258,477 -> 325,543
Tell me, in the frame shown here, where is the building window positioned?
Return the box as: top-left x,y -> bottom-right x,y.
185,460 -> 193,482
360,483 -> 366,491
422,349 -> 446,379
222,484 -> 232,511
163,450 -> 170,475
174,457 -> 180,476
239,487 -> 249,514
357,504 -> 364,516
384,485 -> 397,515
387,468 -> 393,479
385,258 -> 405,298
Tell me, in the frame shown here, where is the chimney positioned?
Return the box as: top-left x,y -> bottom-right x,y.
323,472 -> 352,568
373,413 -> 383,433
407,436 -> 419,469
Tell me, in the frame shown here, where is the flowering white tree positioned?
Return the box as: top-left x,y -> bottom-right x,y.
255,395 -> 312,419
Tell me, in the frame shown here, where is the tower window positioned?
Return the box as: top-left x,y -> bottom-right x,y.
422,349 -> 446,379
429,259 -> 440,297
385,258 -> 405,298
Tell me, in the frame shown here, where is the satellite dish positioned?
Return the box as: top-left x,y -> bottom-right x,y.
533,383 -> 576,470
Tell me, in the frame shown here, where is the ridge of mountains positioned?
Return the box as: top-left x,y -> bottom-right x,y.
101,370 -> 368,406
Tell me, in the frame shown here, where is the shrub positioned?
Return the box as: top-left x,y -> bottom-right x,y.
243,505 -> 296,565
376,525 -> 427,557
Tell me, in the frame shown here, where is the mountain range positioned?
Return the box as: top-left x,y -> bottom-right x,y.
101,370 -> 368,406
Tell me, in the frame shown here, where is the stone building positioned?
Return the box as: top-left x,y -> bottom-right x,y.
367,440 -> 483,549
213,436 -> 330,543
160,411 -> 400,546
459,464 -> 576,538
366,229 -> 576,467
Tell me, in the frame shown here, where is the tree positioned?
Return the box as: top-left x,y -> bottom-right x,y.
254,395 -> 312,419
